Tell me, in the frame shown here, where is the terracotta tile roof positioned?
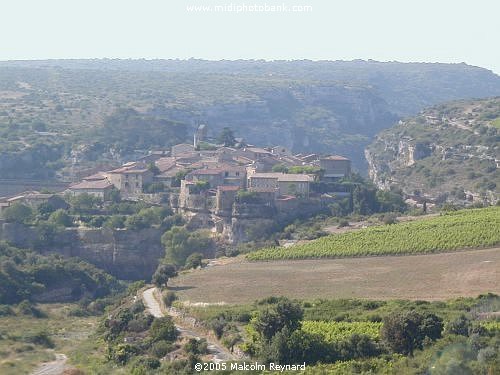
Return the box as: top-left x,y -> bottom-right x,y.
155,157 -> 177,171
245,147 -> 272,154
108,164 -> 149,174
190,168 -> 224,175
83,172 -> 108,181
70,179 -> 113,190
157,166 -> 185,178
250,173 -> 313,182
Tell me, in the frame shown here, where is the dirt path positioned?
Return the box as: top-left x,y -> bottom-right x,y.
142,287 -> 236,362
31,353 -> 67,375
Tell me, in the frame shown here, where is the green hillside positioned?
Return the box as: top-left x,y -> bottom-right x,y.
1,60 -> 500,178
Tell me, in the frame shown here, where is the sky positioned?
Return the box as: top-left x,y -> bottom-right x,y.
1,0 -> 499,74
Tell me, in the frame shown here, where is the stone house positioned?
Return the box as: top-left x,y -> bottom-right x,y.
319,155 -> 351,181
68,177 -> 114,199
248,172 -> 313,197
215,185 -> 240,215
4,191 -> 67,209
186,169 -> 225,188
186,166 -> 247,189
106,163 -> 153,197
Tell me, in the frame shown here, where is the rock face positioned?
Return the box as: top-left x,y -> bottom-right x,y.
0,223 -> 164,280
366,98 -> 500,204
154,84 -> 398,171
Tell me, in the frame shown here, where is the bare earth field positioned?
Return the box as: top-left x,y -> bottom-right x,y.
169,248 -> 500,304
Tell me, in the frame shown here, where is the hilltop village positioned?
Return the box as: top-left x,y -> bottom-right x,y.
0,126 -> 352,244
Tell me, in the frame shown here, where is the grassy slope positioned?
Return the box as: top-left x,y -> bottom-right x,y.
247,207 -> 500,260
0,304 -> 98,375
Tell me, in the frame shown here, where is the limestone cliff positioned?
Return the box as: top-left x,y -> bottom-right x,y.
0,223 -> 164,280
366,98 -> 500,204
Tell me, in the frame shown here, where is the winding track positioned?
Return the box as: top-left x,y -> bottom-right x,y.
142,287 -> 236,362
31,353 -> 67,375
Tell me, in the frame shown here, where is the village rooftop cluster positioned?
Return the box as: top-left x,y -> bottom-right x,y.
0,126 -> 352,222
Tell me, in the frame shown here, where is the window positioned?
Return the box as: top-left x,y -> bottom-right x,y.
236,172 -> 240,176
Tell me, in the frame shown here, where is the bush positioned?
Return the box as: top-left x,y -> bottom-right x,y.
67,306 -> 90,317
149,317 -> 177,342
107,343 -> 138,365
103,215 -> 126,229
48,209 -> 73,227
3,203 -> 33,223
184,253 -> 203,269
338,220 -> 349,228
380,213 -> 398,225
26,330 -> 54,348
445,315 -> 471,336
127,315 -> 153,332
184,338 -> 208,355
149,340 -> 173,358
209,316 -> 228,339
163,291 -> 178,307
0,305 -> 15,316
152,264 -> 177,288
17,300 -> 46,318
130,356 -> 161,371
130,300 -> 146,314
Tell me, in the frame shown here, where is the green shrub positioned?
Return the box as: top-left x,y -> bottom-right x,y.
149,340 -> 173,358
149,317 -> 177,342
26,330 -> 54,348
163,291 -> 178,307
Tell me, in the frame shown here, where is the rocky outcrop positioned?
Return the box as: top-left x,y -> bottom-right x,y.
366,98 -> 500,205
0,223 -> 164,280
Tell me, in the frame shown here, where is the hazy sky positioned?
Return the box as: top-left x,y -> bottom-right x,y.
1,0 -> 499,74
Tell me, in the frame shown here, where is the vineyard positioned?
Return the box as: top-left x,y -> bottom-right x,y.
301,321 -> 382,342
481,321 -> 500,333
247,207 -> 500,261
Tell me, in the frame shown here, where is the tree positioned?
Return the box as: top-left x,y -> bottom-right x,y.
48,209 -> 73,227
152,264 -> 177,288
184,252 -> 203,269
69,193 -> 101,212
3,203 -> 33,223
149,316 -> 177,342
376,190 -> 407,213
184,338 -> 208,355
217,127 -> 236,147
161,227 -> 213,267
445,314 -> 471,336
272,164 -> 289,173
125,207 -> 171,230
381,311 -> 443,356
104,215 -> 126,229
352,185 -> 379,215
253,298 -> 303,341
171,169 -> 189,188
